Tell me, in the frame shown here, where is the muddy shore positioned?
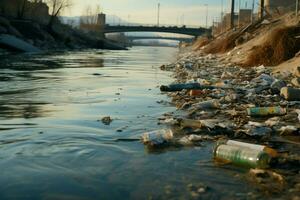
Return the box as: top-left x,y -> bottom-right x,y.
157,49 -> 300,199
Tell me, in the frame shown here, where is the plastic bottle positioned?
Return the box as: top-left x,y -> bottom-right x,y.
217,140 -> 278,157
160,83 -> 215,92
189,90 -> 205,96
179,119 -> 203,128
194,99 -> 220,110
213,144 -> 271,169
247,106 -> 286,117
141,129 -> 173,146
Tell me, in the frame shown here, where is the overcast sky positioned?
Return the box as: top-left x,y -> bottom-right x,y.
67,0 -> 258,26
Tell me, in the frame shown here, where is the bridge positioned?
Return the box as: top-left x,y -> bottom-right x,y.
127,36 -> 194,42
102,25 -> 210,37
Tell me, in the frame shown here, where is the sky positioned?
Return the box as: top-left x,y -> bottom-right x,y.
66,0 -> 259,27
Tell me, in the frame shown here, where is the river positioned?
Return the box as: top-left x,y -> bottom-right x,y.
0,47 -> 259,200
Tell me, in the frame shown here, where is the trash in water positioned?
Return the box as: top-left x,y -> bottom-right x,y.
217,140 -> 278,157
101,116 -> 113,125
213,144 -> 272,168
141,129 -> 174,146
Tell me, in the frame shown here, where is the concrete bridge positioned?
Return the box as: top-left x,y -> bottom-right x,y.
102,25 -> 210,37
127,36 -> 194,42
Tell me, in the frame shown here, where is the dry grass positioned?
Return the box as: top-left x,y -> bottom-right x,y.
192,37 -> 210,51
244,26 -> 300,67
203,32 -> 241,54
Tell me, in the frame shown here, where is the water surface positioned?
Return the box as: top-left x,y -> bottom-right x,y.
0,47 -> 258,200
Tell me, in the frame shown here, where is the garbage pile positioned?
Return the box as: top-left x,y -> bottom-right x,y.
142,52 -> 300,196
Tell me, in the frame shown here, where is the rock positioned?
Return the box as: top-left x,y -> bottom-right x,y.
7,26 -> 23,38
0,34 -> 41,52
0,25 -> 7,34
0,16 -> 10,27
265,117 -> 280,127
246,126 -> 273,137
101,116 -> 113,125
221,71 -> 234,79
248,169 -> 285,192
291,78 -> 300,87
279,126 -> 298,135
255,65 -> 266,74
296,110 -> 300,122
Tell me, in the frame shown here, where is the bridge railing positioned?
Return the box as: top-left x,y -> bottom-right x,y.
105,23 -> 205,29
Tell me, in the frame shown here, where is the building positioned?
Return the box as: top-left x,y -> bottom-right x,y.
238,9 -> 252,26
259,0 -> 296,17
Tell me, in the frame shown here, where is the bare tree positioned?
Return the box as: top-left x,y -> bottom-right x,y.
46,0 -> 72,27
16,0 -> 28,19
80,5 -> 101,25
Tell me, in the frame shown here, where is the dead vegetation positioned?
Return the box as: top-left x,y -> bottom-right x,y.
203,32 -> 241,54
192,36 -> 211,51
244,26 -> 300,66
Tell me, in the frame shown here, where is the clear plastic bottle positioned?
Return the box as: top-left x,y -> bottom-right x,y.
141,129 -> 173,146
194,99 -> 220,110
217,140 -> 278,157
179,119 -> 203,128
213,144 -> 271,169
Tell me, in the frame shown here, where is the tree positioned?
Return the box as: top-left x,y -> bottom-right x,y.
46,0 -> 72,27
80,5 -> 101,25
16,0 -> 28,19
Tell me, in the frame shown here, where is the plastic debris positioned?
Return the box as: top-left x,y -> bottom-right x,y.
247,107 -> 287,117
141,129 -> 174,146
280,87 -> 300,101
213,144 -> 272,168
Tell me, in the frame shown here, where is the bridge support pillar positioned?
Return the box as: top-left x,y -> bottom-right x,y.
97,13 -> 106,39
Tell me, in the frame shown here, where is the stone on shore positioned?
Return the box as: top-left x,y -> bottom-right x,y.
0,34 -> 41,53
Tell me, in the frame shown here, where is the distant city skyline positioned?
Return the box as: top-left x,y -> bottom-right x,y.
66,0 -> 259,27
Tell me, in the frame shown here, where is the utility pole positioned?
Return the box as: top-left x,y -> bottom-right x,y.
296,0 -> 299,17
204,4 -> 208,28
221,0 -> 224,33
238,0 -> 241,27
260,0 -> 265,20
251,0 -> 255,23
157,3 -> 160,27
230,0 -> 235,29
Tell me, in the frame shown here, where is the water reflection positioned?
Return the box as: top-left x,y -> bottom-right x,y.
0,47 -> 261,200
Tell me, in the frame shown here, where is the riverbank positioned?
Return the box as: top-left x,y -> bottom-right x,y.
0,16 -> 126,52
157,13 -> 300,199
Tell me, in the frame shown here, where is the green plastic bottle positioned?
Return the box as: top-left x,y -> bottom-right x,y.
213,144 -> 271,169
